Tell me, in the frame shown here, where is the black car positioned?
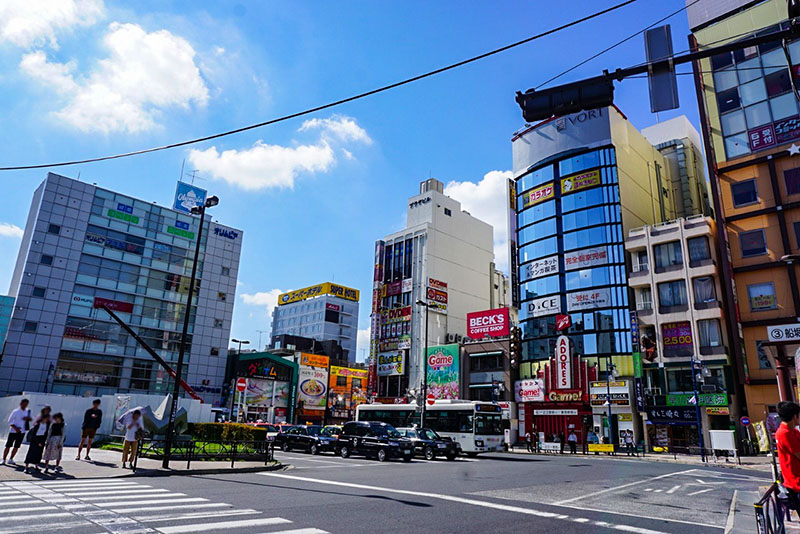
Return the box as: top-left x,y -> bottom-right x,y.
335,421 -> 414,462
273,425 -> 337,455
396,427 -> 461,461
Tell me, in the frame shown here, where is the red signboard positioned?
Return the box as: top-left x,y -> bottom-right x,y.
428,278 -> 447,291
555,314 -> 572,331
466,308 -> 510,339
93,297 -> 134,313
555,336 -> 572,389
427,287 -> 448,304
325,303 -> 340,312
384,281 -> 402,297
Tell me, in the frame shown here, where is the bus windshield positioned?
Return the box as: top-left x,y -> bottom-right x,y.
474,414 -> 503,436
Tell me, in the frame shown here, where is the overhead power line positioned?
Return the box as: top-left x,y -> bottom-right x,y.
536,0 -> 701,89
0,0 -> 638,172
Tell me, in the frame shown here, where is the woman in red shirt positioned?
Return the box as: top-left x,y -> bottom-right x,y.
776,401 -> 800,512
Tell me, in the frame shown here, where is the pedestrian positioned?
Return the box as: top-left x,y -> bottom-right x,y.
567,430 -> 578,454
43,413 -> 66,473
624,430 -> 636,457
776,401 -> 800,513
525,431 -> 533,453
77,399 -> 102,461
558,431 -> 565,454
120,410 -> 144,469
2,398 -> 31,466
24,407 -> 51,473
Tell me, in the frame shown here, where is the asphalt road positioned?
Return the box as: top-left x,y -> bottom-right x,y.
0,451 -> 771,534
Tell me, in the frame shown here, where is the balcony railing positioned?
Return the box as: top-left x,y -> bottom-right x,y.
631,263 -> 649,274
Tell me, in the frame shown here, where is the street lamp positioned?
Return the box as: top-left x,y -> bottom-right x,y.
232,338 -> 250,354
162,195 -> 219,469
689,358 -> 706,462
416,299 -> 431,428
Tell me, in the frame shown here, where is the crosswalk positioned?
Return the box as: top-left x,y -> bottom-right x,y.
0,479 -> 329,534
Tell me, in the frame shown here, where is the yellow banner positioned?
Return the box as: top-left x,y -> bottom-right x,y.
300,353 -> 329,368
278,282 -> 359,305
588,443 -> 615,453
330,366 -> 368,379
561,169 -> 601,195
521,183 -> 554,208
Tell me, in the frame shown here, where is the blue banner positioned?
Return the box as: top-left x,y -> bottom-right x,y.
173,181 -> 207,214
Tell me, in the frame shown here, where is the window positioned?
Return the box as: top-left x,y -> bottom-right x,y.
658,281 -> 688,308
23,321 -> 38,333
717,87 -> 741,113
638,288 -> 653,310
217,292 -> 227,302
210,347 -> 220,356
653,241 -> 682,269
32,286 -> 46,298
698,319 -> 722,347
739,229 -> 767,257
786,168 -> 800,195
765,69 -> 792,97
688,237 -> 711,262
214,318 -> 224,328
444,208 -> 452,216
221,266 -> 231,276
634,250 -> 648,272
40,254 -> 54,265
336,376 -> 347,387
693,277 -> 717,304
47,224 -> 60,235
748,282 -> 777,311
731,179 -> 758,207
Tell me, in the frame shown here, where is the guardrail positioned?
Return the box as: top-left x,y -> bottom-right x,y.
132,438 -> 274,472
755,482 -> 786,534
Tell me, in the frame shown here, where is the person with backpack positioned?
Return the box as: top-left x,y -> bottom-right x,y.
24,407 -> 51,473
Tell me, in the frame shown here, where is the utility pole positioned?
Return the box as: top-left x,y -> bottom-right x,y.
416,299 -> 430,428
256,330 -> 268,351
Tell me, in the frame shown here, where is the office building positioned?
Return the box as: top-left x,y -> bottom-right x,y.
368,178 -> 495,401
0,173 -> 242,404
626,215 -> 737,449
270,283 -> 359,362
0,295 -> 14,355
509,105 -> 687,444
688,0 -> 800,417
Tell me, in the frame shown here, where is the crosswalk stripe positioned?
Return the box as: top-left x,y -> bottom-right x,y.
0,511 -> 75,523
107,503 -> 229,514
0,520 -> 92,534
157,517 -> 291,533
61,488 -> 164,497
47,483 -> 143,491
97,497 -> 207,507
0,495 -> 30,501
138,509 -> 261,523
34,479 -> 135,486
264,529 -> 329,534
0,505 -> 58,515
81,492 -> 184,502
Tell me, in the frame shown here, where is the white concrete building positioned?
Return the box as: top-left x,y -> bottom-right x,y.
367,178 -> 495,401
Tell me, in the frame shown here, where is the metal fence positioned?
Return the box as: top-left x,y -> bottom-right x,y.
755,482 -> 786,534
132,438 -> 274,472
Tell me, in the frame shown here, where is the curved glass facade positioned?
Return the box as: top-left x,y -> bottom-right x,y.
514,146 -> 632,361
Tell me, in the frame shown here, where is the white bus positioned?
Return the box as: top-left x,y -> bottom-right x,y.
355,400 -> 504,455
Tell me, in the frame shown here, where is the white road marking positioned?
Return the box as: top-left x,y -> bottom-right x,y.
157,517 -> 291,533
724,490 -> 738,534
553,470 -> 694,505
96,497 -> 207,507
643,489 -> 652,492
666,485 -> 681,494
555,503 -> 723,530
138,509 -> 261,523
263,529 -> 329,534
0,505 -> 58,515
34,481 -> 142,488
107,503 -> 230,514
261,473 -> 669,534
64,489 -> 170,497
82,492 -> 186,502
0,495 -> 30,501
0,520 -> 93,534
0,512 -> 75,523
33,479 -> 137,486
687,488 -> 714,497
54,484 -> 144,492
285,457 -> 343,465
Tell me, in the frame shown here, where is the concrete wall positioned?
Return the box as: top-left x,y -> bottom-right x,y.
0,392 -> 212,446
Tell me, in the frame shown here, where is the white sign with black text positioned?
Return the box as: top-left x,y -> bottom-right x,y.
527,295 -> 561,318
567,288 -> 611,312
767,323 -> 800,342
525,255 -> 558,280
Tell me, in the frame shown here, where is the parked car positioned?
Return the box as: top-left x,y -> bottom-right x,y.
396,427 -> 461,460
250,422 -> 281,441
335,421 -> 414,462
273,425 -> 337,455
322,425 -> 342,439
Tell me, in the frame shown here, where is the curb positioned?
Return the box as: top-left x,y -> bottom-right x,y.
127,462 -> 284,478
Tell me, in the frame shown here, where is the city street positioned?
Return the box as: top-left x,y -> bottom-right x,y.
0,452 -> 770,534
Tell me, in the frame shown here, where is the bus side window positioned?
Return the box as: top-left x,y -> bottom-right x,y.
459,413 -> 473,433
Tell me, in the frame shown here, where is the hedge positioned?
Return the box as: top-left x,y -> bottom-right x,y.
189,422 -> 268,442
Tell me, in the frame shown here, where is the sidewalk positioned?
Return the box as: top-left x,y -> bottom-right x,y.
0,446 -> 281,481
506,445 -> 775,472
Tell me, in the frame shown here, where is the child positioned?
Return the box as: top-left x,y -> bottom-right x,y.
43,413 -> 66,472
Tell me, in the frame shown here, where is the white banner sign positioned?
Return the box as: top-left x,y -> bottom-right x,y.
555,335 -> 572,389
534,409 -> 578,416
524,255 -> 558,280
527,295 -> 561,318
402,279 -> 413,293
515,379 -> 545,402
567,288 -> 611,312
767,323 -> 800,342
564,246 -> 608,271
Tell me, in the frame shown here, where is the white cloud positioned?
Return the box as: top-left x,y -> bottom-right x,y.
0,223 -> 23,239
21,22 -> 208,133
444,170 -> 512,274
300,115 -> 372,145
0,0 -> 104,48
356,328 -> 371,362
240,289 -> 284,339
188,115 -> 371,190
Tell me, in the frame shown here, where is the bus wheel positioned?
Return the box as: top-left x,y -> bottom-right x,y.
423,447 -> 435,461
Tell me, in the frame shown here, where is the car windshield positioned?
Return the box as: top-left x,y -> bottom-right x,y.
420,428 -> 440,440
474,414 -> 503,435
321,427 -> 340,437
306,426 -> 322,436
372,424 -> 401,438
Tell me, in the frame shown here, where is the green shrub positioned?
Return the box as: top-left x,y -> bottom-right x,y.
191,422 -> 225,441
189,422 -> 268,442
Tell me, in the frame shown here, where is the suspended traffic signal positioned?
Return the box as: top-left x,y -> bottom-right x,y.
509,326 -> 521,369
515,79 -> 615,123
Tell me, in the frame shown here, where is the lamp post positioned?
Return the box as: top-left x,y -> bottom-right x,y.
232,338 -> 250,354
162,195 -> 219,469
604,358 -> 615,447
690,356 -> 706,462
416,299 -> 430,428
231,338 -> 250,423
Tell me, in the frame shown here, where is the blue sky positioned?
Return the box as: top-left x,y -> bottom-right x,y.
0,0 -> 701,360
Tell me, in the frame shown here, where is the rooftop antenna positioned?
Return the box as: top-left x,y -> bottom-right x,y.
180,159 -> 185,182
184,169 -> 205,185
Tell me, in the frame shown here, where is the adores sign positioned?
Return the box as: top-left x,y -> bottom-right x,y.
555,335 -> 572,389
466,308 -> 510,339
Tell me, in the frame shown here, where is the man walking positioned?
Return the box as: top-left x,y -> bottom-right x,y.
77,399 -> 102,461
2,399 -> 30,466
525,431 -> 533,453
567,430 -> 578,454
776,401 -> 800,513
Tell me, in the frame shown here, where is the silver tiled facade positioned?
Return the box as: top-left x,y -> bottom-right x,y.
0,173 -> 242,404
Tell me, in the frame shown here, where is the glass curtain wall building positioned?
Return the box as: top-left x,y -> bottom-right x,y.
0,173 -> 242,403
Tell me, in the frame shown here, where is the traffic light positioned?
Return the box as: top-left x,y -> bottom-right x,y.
515,79 -> 615,123
509,326 -> 522,369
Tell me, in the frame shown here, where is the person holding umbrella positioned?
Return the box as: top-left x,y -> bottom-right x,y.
118,409 -> 144,469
